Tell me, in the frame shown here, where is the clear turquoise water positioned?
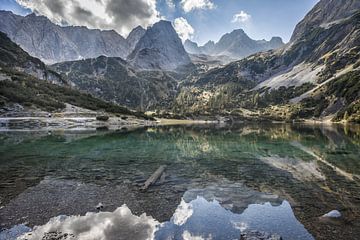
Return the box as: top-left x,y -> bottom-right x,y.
0,123 -> 359,239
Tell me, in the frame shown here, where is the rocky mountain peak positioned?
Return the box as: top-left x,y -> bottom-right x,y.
204,40 -> 215,47
184,28 -> 284,58
270,37 -> 283,44
126,25 -> 146,52
268,37 -> 284,48
230,29 -> 246,36
184,39 -> 199,54
127,20 -> 191,71
291,0 -> 360,42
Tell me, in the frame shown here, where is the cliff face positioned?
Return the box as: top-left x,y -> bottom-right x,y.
126,26 -> 146,53
0,31 -> 63,84
291,0 -> 360,42
0,11 -> 130,64
128,21 -> 192,71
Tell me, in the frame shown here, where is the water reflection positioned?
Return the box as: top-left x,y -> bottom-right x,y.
2,182 -> 313,240
0,123 -> 359,239
157,197 -> 312,240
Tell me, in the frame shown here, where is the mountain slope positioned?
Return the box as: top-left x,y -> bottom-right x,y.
0,11 -> 130,64
126,26 -> 146,52
128,20 -> 192,71
51,56 -> 179,110
291,0 -> 360,42
0,31 -> 149,120
0,31 -> 63,84
175,0 -> 360,121
184,29 -> 284,59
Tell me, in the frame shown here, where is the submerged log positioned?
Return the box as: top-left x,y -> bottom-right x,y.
141,165 -> 166,190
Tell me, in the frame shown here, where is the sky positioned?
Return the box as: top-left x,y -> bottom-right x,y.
0,0 -> 319,45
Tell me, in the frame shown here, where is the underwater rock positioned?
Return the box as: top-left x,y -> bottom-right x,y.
321,210 -> 341,218
96,203 -> 104,211
240,230 -> 282,240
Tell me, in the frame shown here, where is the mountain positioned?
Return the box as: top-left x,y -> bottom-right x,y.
127,20 -> 192,71
0,31 -> 150,120
183,40 -> 199,55
51,56 -> 179,111
0,11 -> 130,64
126,26 -> 146,52
184,30 -> 284,59
290,0 -> 360,42
0,31 -> 63,84
175,0 -> 360,122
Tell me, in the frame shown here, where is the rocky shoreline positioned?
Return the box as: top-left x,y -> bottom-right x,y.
0,116 -> 154,131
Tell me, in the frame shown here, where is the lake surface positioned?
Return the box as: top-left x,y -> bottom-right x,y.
0,123 -> 359,240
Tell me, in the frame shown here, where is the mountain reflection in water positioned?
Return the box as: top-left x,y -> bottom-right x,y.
0,123 -> 359,239
3,186 -> 313,240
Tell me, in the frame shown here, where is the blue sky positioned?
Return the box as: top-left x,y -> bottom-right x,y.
157,0 -> 319,44
0,0 -> 30,15
0,0 -> 319,44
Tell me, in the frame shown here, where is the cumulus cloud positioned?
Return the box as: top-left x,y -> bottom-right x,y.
19,205 -> 159,240
232,10 -> 251,23
16,0 -> 161,37
173,17 -> 194,42
172,199 -> 194,226
180,0 -> 215,13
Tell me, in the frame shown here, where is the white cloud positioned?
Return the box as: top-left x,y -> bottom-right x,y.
173,17 -> 194,42
180,0 -> 215,13
166,0 -> 175,9
16,0 -> 161,37
19,205 -> 159,240
172,199 -> 194,226
232,10 -> 251,23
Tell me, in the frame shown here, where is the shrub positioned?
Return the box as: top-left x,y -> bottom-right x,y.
96,115 -> 109,121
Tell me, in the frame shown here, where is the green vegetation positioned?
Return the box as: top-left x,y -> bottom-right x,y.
258,83 -> 315,107
0,32 -> 44,69
0,69 -> 152,119
96,115 -> 110,121
292,70 -> 360,122
51,57 -> 178,112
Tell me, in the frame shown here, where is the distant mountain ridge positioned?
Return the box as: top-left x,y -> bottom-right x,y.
184,29 -> 284,59
0,11 -> 132,64
0,11 -> 192,71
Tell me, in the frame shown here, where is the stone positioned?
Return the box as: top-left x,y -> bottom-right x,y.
240,230 -> 282,240
95,203 -> 104,211
321,210 -> 341,218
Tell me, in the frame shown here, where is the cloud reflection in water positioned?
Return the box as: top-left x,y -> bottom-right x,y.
13,195 -> 313,240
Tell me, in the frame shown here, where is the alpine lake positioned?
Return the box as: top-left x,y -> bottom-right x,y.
0,123 -> 359,240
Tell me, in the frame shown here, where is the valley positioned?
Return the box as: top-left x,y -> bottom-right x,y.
1,0 -> 359,126
0,0 -> 360,239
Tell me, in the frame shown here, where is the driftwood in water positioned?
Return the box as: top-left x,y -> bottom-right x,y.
159,172 -> 166,184
141,165 -> 166,190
